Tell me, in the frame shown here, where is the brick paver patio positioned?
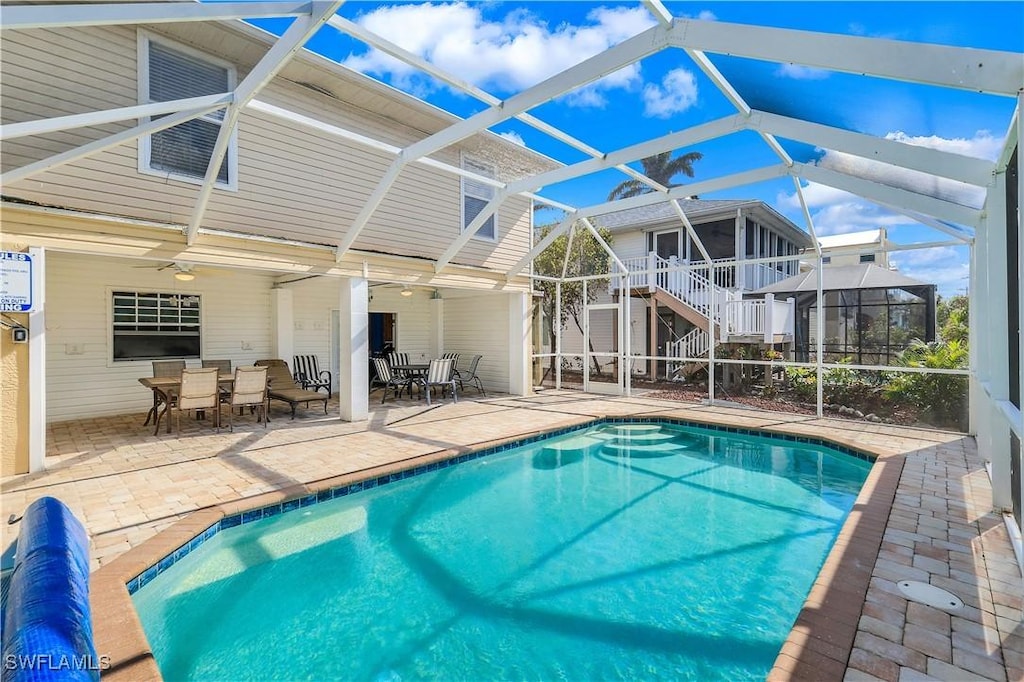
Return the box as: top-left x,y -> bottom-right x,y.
1,391 -> 1020,681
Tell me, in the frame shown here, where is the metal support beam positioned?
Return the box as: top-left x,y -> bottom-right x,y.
670,18 -> 1023,96
1,2 -> 312,30
793,163 -> 983,229
792,177 -> 822,257
336,23 -> 672,257
508,212 -> 579,278
580,217 -> 627,273
187,1 -> 343,244
749,110 -> 995,188
642,0 -> 674,26
0,93 -> 233,141
435,191 -> 510,271
327,15 -> 669,197
2,104 -> 225,186
668,200 -> 712,264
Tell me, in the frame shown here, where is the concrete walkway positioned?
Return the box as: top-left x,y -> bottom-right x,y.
1,391 -> 1020,681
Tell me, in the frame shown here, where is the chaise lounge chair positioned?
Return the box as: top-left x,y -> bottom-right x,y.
255,359 -> 329,418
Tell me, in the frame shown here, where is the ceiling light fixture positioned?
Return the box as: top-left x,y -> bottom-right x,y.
174,271 -> 195,282
400,285 -> 413,297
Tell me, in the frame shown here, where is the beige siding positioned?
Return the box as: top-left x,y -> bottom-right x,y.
45,252 -> 275,422
2,25 -> 544,273
613,230 -> 648,261
443,293 -> 511,394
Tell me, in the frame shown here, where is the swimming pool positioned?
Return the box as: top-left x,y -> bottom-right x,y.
132,420 -> 871,681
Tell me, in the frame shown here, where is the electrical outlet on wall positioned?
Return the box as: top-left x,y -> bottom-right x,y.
240,341 -> 253,351
294,321 -> 304,330
65,343 -> 84,355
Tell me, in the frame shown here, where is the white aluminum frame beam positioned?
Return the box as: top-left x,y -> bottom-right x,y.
669,199 -> 713,264
187,1 -> 343,244
749,111 -> 995,188
1,2 -> 312,30
0,94 -> 233,141
326,15 -> 667,196
794,162 -> 982,230
2,104 -> 226,186
579,217 -> 627,273
669,18 -> 1023,96
792,177 -> 822,257
508,212 -> 579,278
334,23 -> 672,260
642,0 -> 674,27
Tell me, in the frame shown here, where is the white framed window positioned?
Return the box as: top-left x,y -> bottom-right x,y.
112,291 -> 202,361
461,155 -> 497,241
138,31 -> 237,189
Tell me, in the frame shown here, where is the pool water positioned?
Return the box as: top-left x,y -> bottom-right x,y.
133,421 -> 871,681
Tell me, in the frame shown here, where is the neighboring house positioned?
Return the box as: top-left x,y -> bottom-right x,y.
553,199 -> 813,380
815,228 -> 894,268
0,15 -> 557,473
754,264 -> 937,365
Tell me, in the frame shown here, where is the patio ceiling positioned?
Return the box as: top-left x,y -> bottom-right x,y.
1,1 -> 1020,277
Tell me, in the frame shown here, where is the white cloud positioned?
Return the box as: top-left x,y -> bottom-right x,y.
642,68 -> 699,119
775,64 -> 830,80
496,130 -> 525,146
342,3 -> 657,107
884,130 -> 1002,161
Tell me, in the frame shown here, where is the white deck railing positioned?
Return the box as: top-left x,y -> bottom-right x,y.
613,253 -> 796,342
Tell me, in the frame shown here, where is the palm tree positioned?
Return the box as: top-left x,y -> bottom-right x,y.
607,150 -> 703,200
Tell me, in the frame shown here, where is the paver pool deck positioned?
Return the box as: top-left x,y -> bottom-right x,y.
1,391 -> 1021,681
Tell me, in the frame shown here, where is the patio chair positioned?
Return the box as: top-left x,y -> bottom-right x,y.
146,360 -> 185,427
225,365 -> 269,431
202,359 -> 233,403
175,367 -> 220,435
456,354 -> 486,396
415,357 -> 458,406
442,352 -> 462,382
293,354 -> 332,395
387,351 -> 410,377
255,359 -> 329,419
373,357 -> 410,403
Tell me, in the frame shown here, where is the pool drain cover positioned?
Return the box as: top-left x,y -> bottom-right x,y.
896,580 -> 963,611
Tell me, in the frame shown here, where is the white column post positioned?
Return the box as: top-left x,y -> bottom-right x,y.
984,171 -> 1012,511
509,291 -> 530,396
763,293 -> 774,344
555,281 -> 562,389
735,208 -> 746,290
28,247 -> 45,473
270,287 -> 294,373
622,273 -> 631,397
338,277 -> 369,421
429,293 -> 444,359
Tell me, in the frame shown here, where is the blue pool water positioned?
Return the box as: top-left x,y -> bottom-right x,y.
132,421 -> 870,681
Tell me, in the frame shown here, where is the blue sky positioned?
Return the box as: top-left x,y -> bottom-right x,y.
253,2 -> 1022,296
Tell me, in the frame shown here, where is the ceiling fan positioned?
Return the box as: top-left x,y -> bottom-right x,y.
131,262 -> 228,281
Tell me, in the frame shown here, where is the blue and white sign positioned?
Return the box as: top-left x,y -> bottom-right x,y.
0,251 -> 34,312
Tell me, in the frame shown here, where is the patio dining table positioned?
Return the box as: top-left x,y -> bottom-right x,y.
139,374 -> 234,435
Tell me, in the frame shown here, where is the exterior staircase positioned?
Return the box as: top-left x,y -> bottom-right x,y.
613,253 -> 797,375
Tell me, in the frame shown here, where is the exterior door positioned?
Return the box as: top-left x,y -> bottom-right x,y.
654,230 -> 680,261
583,302 -> 623,395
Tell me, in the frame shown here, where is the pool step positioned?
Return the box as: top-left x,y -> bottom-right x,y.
606,424 -> 662,435
533,435 -> 605,469
602,430 -> 678,444
601,439 -> 693,458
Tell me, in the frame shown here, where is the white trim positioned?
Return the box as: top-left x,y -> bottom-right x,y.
137,30 -> 239,191
460,153 -> 498,243
1,2 -> 312,30
28,247 -> 45,474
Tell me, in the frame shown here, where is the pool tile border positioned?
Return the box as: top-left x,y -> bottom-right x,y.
123,416 -> 877,595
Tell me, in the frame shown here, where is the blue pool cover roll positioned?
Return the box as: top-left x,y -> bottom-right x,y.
1,497 -> 100,682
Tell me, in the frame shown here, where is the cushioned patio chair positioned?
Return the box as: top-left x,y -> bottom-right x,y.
456,354 -> 486,396
293,354 -> 332,395
146,360 -> 185,427
373,357 -> 410,403
255,359 -> 329,418
226,365 -> 269,431
175,367 -> 220,435
415,357 -> 458,406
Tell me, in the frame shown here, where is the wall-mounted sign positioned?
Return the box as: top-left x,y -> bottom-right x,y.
0,251 -> 34,312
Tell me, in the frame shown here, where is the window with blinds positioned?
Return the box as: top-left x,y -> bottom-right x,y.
462,156 -> 497,241
140,34 -> 235,186
112,291 -> 201,361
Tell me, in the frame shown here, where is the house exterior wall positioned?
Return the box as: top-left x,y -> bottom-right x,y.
42,252 -> 276,422
1,24 -> 543,273
443,293 -> 511,394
